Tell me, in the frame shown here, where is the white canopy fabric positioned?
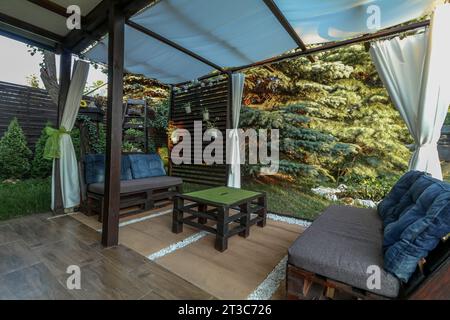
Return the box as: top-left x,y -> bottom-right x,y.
51,60 -> 89,209
85,25 -> 214,84
131,0 -> 296,68
227,73 -> 245,188
275,0 -> 436,44
84,0 -> 435,84
370,4 -> 450,180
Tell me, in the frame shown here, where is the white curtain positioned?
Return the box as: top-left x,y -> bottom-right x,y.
227,73 -> 245,188
51,60 -> 90,209
370,5 -> 450,180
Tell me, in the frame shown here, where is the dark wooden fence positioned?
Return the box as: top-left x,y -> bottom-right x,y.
169,75 -> 230,186
0,81 -> 57,149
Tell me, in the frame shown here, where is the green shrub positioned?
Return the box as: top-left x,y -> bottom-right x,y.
76,115 -> 106,154
31,123 -> 53,178
125,128 -> 145,138
0,118 -> 32,179
148,100 -> 169,131
340,174 -> 400,201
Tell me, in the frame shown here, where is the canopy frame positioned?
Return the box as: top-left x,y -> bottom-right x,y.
0,0 -> 438,247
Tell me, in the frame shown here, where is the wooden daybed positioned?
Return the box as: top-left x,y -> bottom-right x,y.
79,153 -> 182,221
287,171 -> 450,300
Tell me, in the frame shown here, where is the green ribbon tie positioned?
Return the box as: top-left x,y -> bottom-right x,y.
43,126 -> 70,160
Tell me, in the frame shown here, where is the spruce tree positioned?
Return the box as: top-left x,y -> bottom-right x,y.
242,44 -> 410,184
0,118 -> 32,179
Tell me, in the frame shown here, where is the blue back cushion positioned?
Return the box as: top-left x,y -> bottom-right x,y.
129,153 -> 166,179
378,172 -> 450,282
378,171 -> 427,227
84,154 -> 133,184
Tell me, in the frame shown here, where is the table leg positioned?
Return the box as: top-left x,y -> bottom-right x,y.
215,206 -> 229,252
257,195 -> 267,227
239,202 -> 250,238
198,203 -> 207,224
172,196 -> 184,233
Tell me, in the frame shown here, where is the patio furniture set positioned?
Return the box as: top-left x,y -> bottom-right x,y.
79,153 -> 268,251
79,151 -> 449,299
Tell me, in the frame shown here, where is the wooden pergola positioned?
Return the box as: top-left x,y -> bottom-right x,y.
0,0 -> 434,247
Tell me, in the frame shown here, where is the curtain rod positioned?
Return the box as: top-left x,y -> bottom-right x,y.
171,19 -> 430,86
230,19 -> 430,72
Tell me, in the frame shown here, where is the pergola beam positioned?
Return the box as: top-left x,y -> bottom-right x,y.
102,1 -> 125,247
126,20 -> 225,73
263,0 -> 315,63
0,28 -> 57,52
231,19 -> 430,72
64,0 -> 156,53
0,11 -> 63,44
26,0 -> 72,18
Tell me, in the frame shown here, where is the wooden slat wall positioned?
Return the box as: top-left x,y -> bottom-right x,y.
0,81 -> 57,149
169,76 -> 230,186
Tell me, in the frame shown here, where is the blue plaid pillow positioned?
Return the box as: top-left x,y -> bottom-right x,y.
129,153 -> 166,179
379,173 -> 450,282
84,154 -> 133,184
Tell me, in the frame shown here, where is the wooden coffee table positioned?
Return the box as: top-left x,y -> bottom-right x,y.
172,186 -> 267,251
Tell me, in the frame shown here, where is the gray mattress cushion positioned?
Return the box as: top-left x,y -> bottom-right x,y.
88,176 -> 182,194
288,205 -> 400,298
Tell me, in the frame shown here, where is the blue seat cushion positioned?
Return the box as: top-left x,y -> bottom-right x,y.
378,171 -> 428,227
378,172 -> 450,282
129,153 -> 166,179
84,154 -> 133,184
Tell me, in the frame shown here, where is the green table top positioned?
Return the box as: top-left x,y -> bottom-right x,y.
183,186 -> 262,206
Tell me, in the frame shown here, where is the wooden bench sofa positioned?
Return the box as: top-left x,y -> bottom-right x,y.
79,153 -> 182,221
287,171 -> 450,300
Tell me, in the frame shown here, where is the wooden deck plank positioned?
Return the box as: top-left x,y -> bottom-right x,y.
8,215 -> 65,248
0,240 -> 40,276
1,262 -> 74,300
33,236 -> 104,277
120,215 -> 199,256
0,224 -> 22,245
0,213 -> 215,300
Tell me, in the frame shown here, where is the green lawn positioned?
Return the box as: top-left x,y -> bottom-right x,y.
0,178 -> 51,221
183,177 -> 331,221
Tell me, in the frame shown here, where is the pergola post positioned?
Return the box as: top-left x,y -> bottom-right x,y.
53,49 -> 71,215
102,1 -> 124,247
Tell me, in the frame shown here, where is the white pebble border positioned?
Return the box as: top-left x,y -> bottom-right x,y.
267,213 -> 312,228
246,213 -> 310,299
247,255 -> 288,300
95,209 -> 172,232
47,211 -> 79,220
147,231 -> 208,261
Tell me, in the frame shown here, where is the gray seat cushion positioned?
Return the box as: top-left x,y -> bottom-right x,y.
88,176 -> 182,195
288,205 -> 400,298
